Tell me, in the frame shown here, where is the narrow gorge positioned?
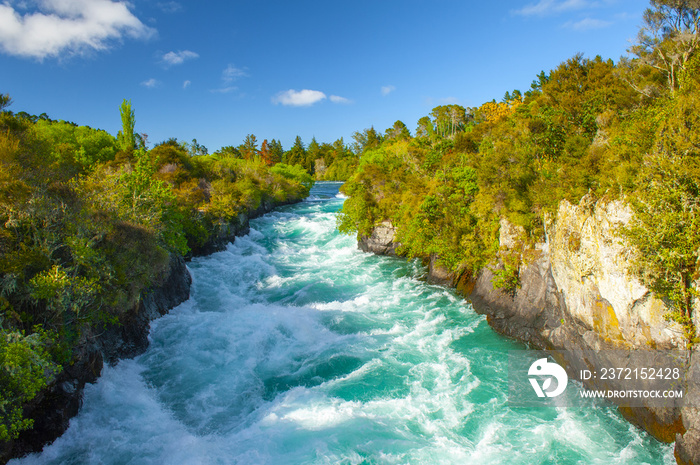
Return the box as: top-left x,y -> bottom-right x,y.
10,183 -> 677,464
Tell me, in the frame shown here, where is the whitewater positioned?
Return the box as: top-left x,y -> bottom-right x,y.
13,182 -> 674,465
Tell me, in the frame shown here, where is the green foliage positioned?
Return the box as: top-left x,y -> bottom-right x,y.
430,105 -> 469,137
628,0 -> 700,94
0,328 -> 60,441
32,120 -> 117,172
0,94 -> 11,112
624,91 -> 700,344
118,99 -> 135,155
314,138 -> 359,181
679,51 -> 700,92
270,163 -> 314,191
491,252 -> 521,295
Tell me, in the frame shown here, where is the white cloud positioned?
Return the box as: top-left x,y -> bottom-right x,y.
211,86 -> 237,94
563,17 -> 612,30
329,95 -> 352,104
183,80 -> 191,89
157,1 -> 181,13
440,96 -> 460,104
273,89 -> 327,107
222,64 -> 247,82
162,50 -> 198,66
0,0 -> 154,60
512,0 -> 593,16
381,85 -> 396,96
141,78 -> 160,88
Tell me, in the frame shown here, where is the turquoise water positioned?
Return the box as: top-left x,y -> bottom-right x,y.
14,182 -> 674,464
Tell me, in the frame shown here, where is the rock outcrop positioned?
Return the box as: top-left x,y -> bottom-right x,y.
358,220 -> 400,256
191,198 -> 300,256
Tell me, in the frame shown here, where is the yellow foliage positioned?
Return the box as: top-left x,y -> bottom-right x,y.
477,98 -> 523,124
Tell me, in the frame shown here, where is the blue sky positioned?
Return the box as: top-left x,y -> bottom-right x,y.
1,0 -> 648,152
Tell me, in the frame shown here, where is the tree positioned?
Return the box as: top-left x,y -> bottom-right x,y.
416,116 -> 435,138
15,111 -> 38,123
135,133 -> 149,151
185,138 -> 208,157
529,71 -> 549,94
351,127 -> 382,154
285,136 -> 306,166
307,136 -> 321,159
0,93 -> 12,112
217,145 -> 242,158
117,99 -> 135,155
430,105 -> 467,137
625,92 -> 700,343
268,139 -> 284,164
332,137 -> 349,157
385,120 -> 411,140
503,89 -> 522,103
238,134 -> 258,160
629,0 -> 700,94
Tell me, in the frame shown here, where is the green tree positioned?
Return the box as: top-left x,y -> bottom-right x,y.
185,138 -> 208,157
0,330 -> 60,441
217,145 -> 242,158
629,0 -> 700,94
238,134 -> 258,160
351,127 -> 382,154
268,139 -> 284,164
117,99 -> 135,155
285,136 -> 306,166
0,94 -> 11,112
431,105 -> 468,138
307,137 -> 321,159
525,71 -> 549,98
416,116 -> 435,138
625,92 -> 700,343
385,120 -> 411,140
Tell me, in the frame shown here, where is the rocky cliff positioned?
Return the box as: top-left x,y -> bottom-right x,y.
358,196 -> 700,464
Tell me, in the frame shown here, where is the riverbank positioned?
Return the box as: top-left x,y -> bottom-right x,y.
2,195 -> 305,464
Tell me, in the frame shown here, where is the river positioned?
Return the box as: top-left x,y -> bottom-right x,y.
14,182 -> 674,464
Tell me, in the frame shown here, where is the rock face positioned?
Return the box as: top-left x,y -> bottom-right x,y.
359,197 -> 700,464
98,254 -> 192,364
426,254 -> 456,286
358,221 -> 400,256
548,198 -> 681,348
